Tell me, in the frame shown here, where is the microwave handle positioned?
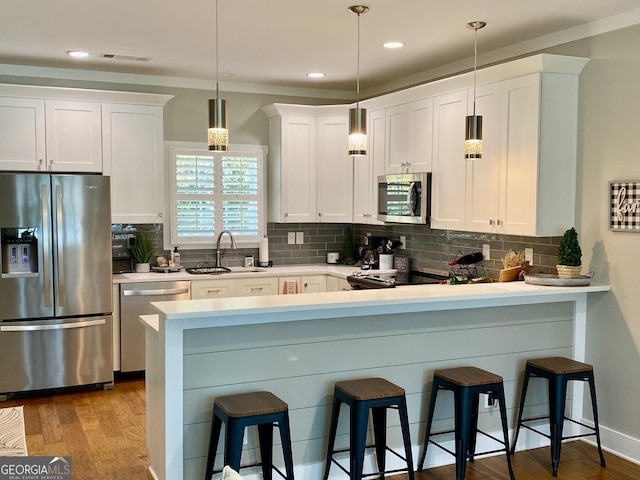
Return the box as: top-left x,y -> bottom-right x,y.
407,181 -> 417,216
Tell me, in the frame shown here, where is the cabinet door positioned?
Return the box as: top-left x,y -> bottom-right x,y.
281,116 -> 317,222
236,277 -> 278,297
0,98 -> 45,171
317,116 -> 352,223
45,101 -> 102,172
191,279 -> 236,299
353,109 -> 385,224
385,104 -> 412,173
409,98 -> 433,172
300,275 -> 327,293
465,83 -> 502,233
102,104 -> 165,224
327,276 -> 351,292
431,90 -> 468,230
499,75 -> 540,235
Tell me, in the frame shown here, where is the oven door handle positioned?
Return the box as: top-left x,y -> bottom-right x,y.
122,287 -> 190,296
1,318 -> 106,332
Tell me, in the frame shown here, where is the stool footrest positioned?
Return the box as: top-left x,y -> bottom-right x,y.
427,429 -> 510,459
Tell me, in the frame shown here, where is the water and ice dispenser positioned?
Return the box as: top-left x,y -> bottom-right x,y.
1,228 -> 38,276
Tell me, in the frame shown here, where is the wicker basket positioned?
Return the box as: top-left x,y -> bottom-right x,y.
556,264 -> 582,279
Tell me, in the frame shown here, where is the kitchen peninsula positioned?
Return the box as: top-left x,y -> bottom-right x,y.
143,281 -> 609,480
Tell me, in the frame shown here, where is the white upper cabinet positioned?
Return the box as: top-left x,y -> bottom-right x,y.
0,98 -> 101,172
316,115 -> 353,223
384,98 -> 433,174
263,104 -> 352,224
431,90 -> 468,231
353,109 -> 385,224
45,100 -> 102,172
102,104 -> 165,224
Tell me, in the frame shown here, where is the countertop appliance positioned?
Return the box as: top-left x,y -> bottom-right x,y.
347,270 -> 449,290
0,173 -> 113,399
119,281 -> 190,372
377,172 -> 431,224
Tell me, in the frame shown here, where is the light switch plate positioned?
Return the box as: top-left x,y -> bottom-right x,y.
399,236 -> 406,249
288,232 -> 295,244
482,244 -> 491,261
525,248 -> 534,266
295,232 -> 304,244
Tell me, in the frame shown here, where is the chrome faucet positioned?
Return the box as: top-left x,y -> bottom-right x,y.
215,230 -> 237,268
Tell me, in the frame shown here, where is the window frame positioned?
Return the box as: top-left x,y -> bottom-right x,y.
166,146 -> 266,250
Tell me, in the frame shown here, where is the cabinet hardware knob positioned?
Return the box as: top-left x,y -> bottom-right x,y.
497,219 -> 502,226
489,219 -> 494,225
207,289 -> 220,294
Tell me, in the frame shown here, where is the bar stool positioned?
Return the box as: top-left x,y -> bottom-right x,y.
322,377 -> 415,480
417,367 -> 515,480
510,357 -> 606,477
204,391 -> 295,480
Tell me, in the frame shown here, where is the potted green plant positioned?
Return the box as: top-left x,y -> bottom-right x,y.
557,227 -> 582,279
127,231 -> 156,273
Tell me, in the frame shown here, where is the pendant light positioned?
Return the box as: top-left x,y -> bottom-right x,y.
348,5 -> 369,156
208,0 -> 228,151
464,21 -> 486,160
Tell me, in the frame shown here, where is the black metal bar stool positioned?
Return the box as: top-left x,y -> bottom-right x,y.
204,391 -> 295,480
322,377 -> 415,480
510,357 -> 606,477
417,367 -> 515,480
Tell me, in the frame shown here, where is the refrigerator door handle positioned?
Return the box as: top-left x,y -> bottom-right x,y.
122,287 -> 190,296
0,318 -> 106,332
55,184 -> 65,307
41,184 -> 51,308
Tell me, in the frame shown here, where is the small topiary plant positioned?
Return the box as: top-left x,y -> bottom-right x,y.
557,227 -> 582,266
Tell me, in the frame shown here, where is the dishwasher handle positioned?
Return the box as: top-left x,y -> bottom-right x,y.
1,318 -> 106,332
122,287 -> 190,297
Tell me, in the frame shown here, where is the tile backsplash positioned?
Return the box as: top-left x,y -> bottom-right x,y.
112,222 -> 561,279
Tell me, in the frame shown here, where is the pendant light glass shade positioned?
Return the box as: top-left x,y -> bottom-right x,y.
464,114 -> 482,159
465,21 -> 486,160
348,5 -> 369,156
348,106 -> 367,156
207,0 -> 229,151
208,98 -> 228,151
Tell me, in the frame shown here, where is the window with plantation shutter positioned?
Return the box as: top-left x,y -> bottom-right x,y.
169,148 -> 264,247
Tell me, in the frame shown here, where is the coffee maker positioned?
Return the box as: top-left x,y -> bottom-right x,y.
358,236 -> 387,269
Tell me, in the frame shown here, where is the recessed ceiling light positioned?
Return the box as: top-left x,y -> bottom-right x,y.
383,42 -> 405,49
67,50 -> 90,58
307,72 -> 326,78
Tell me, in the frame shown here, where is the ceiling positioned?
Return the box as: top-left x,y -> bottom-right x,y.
1,0 -> 640,95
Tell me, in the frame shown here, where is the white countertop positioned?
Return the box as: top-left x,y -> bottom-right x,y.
147,281 -> 611,329
113,264 -> 360,284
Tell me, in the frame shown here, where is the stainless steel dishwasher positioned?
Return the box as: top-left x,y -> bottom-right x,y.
120,281 -> 190,372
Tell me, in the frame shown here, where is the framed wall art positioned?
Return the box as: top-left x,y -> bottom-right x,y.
610,180 -> 640,231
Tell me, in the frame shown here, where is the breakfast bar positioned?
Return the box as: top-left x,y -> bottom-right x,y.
143,282 -> 610,480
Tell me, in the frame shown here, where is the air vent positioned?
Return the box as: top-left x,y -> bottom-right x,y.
99,53 -> 151,62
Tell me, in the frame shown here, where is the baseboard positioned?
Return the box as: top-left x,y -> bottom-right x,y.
580,418 -> 640,466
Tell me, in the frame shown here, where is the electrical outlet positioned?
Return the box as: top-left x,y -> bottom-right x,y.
482,244 -> 491,261
288,232 -> 295,244
483,393 -> 498,409
525,248 -> 534,266
399,236 -> 406,249
295,232 -> 304,244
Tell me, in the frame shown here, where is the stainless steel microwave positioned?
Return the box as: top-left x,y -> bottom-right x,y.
377,172 -> 431,224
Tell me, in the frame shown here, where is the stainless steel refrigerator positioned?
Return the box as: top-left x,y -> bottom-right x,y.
0,173 -> 113,399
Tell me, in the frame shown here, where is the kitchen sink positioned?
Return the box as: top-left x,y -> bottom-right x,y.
228,267 -> 268,274
186,265 -> 267,275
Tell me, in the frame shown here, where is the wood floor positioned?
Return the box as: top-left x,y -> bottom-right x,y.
3,379 -> 640,480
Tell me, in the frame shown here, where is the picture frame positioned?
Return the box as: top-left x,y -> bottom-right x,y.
609,180 -> 640,231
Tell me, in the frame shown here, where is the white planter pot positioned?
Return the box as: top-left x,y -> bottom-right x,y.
135,262 -> 150,273
556,264 -> 581,279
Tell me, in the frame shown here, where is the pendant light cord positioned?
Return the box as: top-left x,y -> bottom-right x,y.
356,10 -> 361,109
472,25 -> 477,116
215,0 -> 220,99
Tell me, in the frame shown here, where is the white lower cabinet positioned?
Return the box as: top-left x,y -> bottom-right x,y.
235,277 -> 279,297
191,279 -> 236,299
279,275 -> 327,294
327,276 -> 351,292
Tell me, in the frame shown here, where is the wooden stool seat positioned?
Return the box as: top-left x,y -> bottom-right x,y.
215,391 -> 288,417
335,377 -> 405,400
435,366 -> 503,387
511,356 -> 605,477
526,356 -> 593,375
418,367 -> 515,480
323,377 -> 415,480
205,391 -> 294,480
